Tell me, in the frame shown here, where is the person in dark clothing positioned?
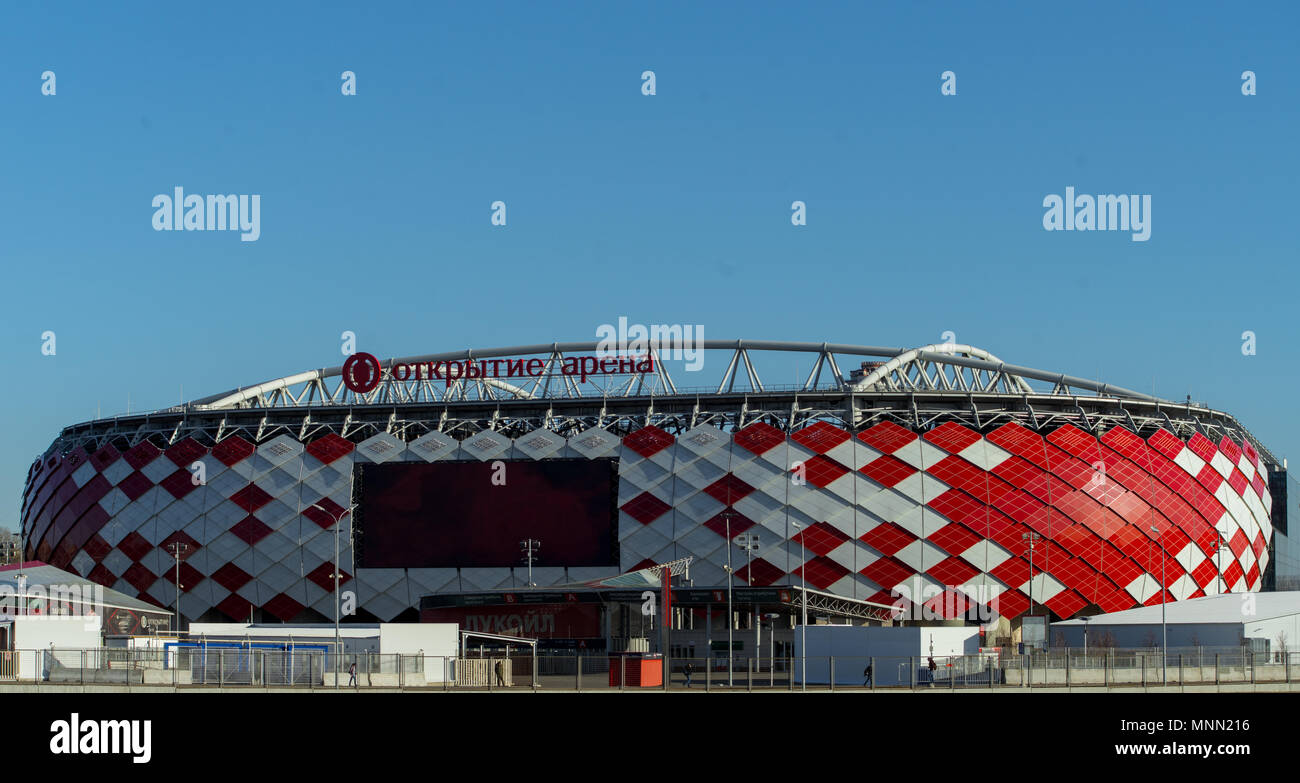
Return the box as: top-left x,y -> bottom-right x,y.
927,656 -> 937,686
348,661 -> 357,687
863,663 -> 872,686
684,662 -> 694,688
494,660 -> 505,686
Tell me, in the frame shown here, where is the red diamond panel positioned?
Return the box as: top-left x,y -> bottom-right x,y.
993,589 -> 1030,620
1043,590 -> 1088,618
211,436 -> 256,467
860,557 -> 914,591
1147,429 -> 1186,460
801,556 -> 849,590
305,433 -> 354,465
1186,432 -> 1218,463
860,522 -> 916,557
928,522 -> 983,557
703,509 -> 754,538
859,454 -> 916,488
923,588 -> 972,620
926,556 -> 980,586
736,558 -> 785,587
83,534 -> 112,563
116,471 -> 154,502
117,532 -> 152,562
703,473 -> 756,505
734,422 -> 785,456
122,562 -> 157,594
159,562 -> 204,593
263,592 -> 305,622
802,454 -> 849,488
217,593 -> 256,622
794,521 -> 850,557
159,469 -> 200,500
621,492 -> 671,524
1226,469 -> 1249,497
923,422 -> 982,454
622,426 -> 675,458
211,562 -> 254,592
123,441 -> 162,470
89,444 -> 121,472
87,563 -> 116,588
858,421 -> 917,454
1217,436 -> 1243,466
1190,558 -> 1219,589
231,515 -> 273,545
165,437 -> 209,468
303,496 -> 348,529
790,421 -> 851,454
307,561 -> 352,592
229,484 -> 274,513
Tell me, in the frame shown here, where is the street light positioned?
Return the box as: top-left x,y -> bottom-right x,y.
308,500 -> 351,689
1150,524 -> 1167,685
1022,531 -> 1041,651
166,542 -> 190,633
520,539 -> 541,587
717,507 -> 741,687
791,520 -> 808,691
735,533 -> 761,674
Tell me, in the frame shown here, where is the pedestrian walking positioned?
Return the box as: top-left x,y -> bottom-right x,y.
347,661 -> 357,687
863,663 -> 872,687
495,659 -> 505,687
684,662 -> 694,688
927,656 -> 937,687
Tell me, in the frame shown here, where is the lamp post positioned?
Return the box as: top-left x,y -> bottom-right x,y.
1217,530 -> 1229,594
736,533 -> 760,674
1022,531 -> 1041,651
309,500 -> 351,689
1150,524 -> 1167,685
520,539 -> 541,587
166,542 -> 190,633
792,520 -> 807,691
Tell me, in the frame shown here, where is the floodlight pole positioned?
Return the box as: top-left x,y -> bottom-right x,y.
1151,524 -> 1166,685
792,521 -> 807,691
520,539 -> 541,587
726,515 -> 734,688
166,542 -> 190,633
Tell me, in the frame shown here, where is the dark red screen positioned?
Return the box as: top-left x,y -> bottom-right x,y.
356,459 -> 617,568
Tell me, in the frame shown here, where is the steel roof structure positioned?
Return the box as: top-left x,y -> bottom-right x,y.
46,340 -> 1280,471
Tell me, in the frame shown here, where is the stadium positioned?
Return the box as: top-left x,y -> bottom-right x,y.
18,339 -> 1294,651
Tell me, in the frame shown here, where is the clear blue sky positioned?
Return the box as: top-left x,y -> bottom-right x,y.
1,2 -> 1297,530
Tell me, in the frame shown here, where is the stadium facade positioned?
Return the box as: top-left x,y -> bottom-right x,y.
18,341 -> 1291,637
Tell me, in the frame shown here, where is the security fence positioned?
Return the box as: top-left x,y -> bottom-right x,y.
2,647 -> 1295,690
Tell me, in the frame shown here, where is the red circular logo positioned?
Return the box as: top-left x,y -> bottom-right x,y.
342,352 -> 382,394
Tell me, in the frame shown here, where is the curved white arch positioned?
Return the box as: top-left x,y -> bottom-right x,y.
850,343 -> 1034,394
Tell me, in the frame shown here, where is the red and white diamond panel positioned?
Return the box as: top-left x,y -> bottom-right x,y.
22,417 -> 1273,623
617,419 -> 1273,621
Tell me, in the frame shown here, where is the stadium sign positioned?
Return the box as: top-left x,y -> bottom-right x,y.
342,351 -> 656,393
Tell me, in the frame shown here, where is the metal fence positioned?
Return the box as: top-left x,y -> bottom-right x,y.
1,647 -> 1295,690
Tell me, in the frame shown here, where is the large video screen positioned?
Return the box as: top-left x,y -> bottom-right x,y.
355,459 -> 618,568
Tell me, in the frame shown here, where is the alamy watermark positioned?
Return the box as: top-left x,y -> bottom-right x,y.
152,187 -> 261,241
891,577 -> 999,623
1042,187 -> 1150,242
595,317 -> 705,371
